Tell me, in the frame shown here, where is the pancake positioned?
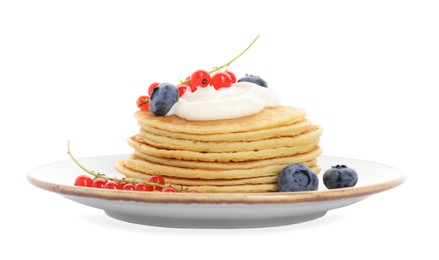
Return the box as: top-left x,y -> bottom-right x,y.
124,155 -> 299,179
187,184 -> 278,193
115,160 -> 320,185
133,148 -> 322,170
135,105 -> 306,134
138,119 -> 312,142
115,161 -> 278,185
121,154 -> 321,179
128,136 -> 320,162
135,125 -> 323,152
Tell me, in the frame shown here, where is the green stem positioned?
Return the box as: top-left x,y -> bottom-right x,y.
67,141 -> 164,188
67,140 -> 98,177
180,35 -> 260,85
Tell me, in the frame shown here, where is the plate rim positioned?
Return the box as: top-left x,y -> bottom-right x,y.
27,154 -> 406,205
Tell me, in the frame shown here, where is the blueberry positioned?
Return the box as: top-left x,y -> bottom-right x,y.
149,82 -> 179,116
323,165 -> 358,189
237,74 -> 268,88
278,164 -> 319,192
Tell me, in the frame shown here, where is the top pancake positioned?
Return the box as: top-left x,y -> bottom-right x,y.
135,105 -> 306,134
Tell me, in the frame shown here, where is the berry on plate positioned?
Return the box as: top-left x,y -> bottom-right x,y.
104,181 -> 119,190
148,175 -> 165,191
134,183 -> 154,192
74,175 -> 93,187
122,183 -> 135,190
162,187 -> 178,192
91,178 -> 107,188
278,164 -> 319,192
323,165 -> 358,189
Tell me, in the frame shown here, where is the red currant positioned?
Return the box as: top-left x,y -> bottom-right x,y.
177,85 -> 188,97
122,183 -> 135,190
104,181 -> 119,190
117,181 -> 127,189
225,70 -> 236,83
136,95 -> 150,111
74,175 -> 93,187
211,72 -> 232,90
162,187 -> 177,192
184,76 -> 192,86
148,175 -> 165,191
183,76 -> 197,92
190,70 -> 211,88
134,183 -> 154,192
91,178 -> 107,188
148,82 -> 160,96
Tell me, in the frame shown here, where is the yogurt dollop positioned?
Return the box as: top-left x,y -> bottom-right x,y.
166,82 -> 280,121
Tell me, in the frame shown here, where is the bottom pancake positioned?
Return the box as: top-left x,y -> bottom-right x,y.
183,184 -> 279,193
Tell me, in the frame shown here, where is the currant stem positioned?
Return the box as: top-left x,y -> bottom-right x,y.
209,35 -> 260,74
180,35 -> 260,85
67,140 -> 97,177
67,141 -> 164,188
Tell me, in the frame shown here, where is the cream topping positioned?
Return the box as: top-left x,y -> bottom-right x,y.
166,82 -> 280,121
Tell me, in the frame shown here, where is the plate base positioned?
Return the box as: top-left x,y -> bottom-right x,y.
105,210 -> 327,229
28,154 -> 405,229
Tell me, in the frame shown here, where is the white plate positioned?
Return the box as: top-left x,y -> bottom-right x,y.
27,155 -> 405,228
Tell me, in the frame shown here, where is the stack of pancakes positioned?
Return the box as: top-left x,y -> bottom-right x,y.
115,105 -> 323,192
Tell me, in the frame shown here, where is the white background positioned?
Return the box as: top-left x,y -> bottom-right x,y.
1,0 -> 438,259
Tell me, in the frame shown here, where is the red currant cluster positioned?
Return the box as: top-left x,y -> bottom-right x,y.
181,69 -> 236,93
74,174 -> 196,193
67,141 -> 196,193
136,69 -> 237,112
135,35 -> 261,112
